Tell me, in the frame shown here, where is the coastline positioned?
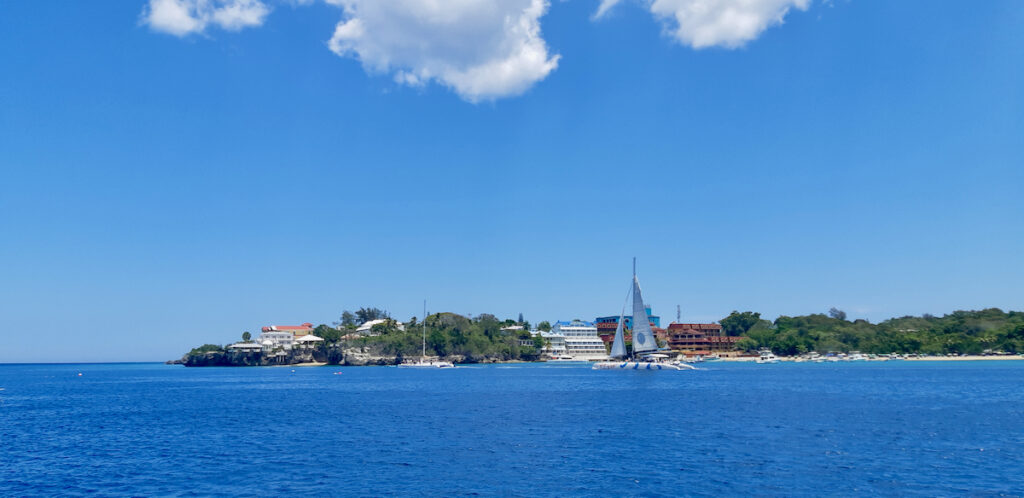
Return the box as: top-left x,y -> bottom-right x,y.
719,355 -> 1024,362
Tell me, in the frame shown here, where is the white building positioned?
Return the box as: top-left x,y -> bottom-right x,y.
257,330 -> 295,351
227,342 -> 262,352
534,330 -> 567,356
295,334 -> 324,348
552,320 -> 607,359
356,319 -> 405,336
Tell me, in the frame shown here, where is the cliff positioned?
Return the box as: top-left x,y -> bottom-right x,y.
171,344 -> 520,367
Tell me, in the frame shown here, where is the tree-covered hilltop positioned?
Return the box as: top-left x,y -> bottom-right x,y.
723,308 -> 1024,355
315,311 -> 542,363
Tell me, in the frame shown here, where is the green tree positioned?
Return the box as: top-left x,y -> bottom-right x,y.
735,337 -> 759,352
313,324 -> 341,343
339,311 -> 357,327
356,307 -> 388,324
188,344 -> 223,355
537,321 -> 552,332
532,335 -> 545,350
370,318 -> 399,335
720,311 -> 762,336
829,308 -> 848,321
241,331 -> 251,342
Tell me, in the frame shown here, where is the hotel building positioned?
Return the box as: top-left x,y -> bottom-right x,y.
551,320 -> 608,359
666,323 -> 743,356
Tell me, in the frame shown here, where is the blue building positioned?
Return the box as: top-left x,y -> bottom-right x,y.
595,307 -> 660,329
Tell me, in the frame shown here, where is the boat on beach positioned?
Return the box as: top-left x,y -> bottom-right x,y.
592,259 -> 693,372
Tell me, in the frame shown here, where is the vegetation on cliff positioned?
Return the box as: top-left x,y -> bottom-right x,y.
321,312 -> 542,362
179,311 -> 541,366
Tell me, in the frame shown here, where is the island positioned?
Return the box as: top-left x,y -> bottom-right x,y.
172,307 -> 1024,366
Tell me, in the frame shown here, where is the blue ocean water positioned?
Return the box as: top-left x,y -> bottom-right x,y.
1,361 -> 1023,496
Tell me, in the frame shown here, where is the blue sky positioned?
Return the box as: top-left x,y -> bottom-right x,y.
1,1 -> 1022,362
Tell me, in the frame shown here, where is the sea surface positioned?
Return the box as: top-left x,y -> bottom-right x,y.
1,361 -> 1023,496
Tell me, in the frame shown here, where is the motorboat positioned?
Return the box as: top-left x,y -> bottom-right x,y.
756,349 -> 780,364
547,354 -> 577,361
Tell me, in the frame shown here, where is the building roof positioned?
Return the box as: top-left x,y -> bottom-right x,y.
356,319 -> 387,331
667,323 -> 722,331
261,323 -> 314,332
296,335 -> 324,343
228,342 -> 262,349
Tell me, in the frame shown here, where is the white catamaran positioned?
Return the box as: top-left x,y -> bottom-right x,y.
593,260 -> 695,371
398,301 -> 455,368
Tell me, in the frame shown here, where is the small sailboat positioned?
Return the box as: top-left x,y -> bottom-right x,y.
398,301 -> 455,368
593,260 -> 694,371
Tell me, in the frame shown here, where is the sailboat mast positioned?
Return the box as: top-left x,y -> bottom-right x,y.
630,258 -> 635,360
422,300 -> 427,358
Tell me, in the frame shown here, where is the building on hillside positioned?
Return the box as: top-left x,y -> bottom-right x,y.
261,323 -> 314,337
295,334 -> 324,348
258,330 -> 295,351
552,320 -> 607,359
355,319 -> 405,336
534,331 -> 567,356
666,323 -> 743,356
595,306 -> 661,329
227,342 -> 262,352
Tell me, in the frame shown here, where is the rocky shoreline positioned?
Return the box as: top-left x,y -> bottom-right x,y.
167,345 -> 528,367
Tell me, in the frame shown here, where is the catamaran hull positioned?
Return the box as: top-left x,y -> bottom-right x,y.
591,361 -> 695,371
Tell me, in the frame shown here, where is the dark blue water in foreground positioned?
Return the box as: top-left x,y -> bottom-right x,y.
2,361 -> 1023,496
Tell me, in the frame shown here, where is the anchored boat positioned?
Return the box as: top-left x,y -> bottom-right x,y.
592,259 -> 695,371
398,300 -> 455,368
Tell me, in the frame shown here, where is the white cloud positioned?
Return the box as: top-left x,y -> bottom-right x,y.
325,0 -> 560,102
595,0 -> 811,49
594,0 -> 623,19
142,0 -> 270,36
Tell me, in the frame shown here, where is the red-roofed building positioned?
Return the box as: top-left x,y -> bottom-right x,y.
666,323 -> 743,355
260,323 -> 315,337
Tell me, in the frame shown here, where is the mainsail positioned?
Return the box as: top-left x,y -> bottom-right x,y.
609,313 -> 626,359
631,276 -> 658,354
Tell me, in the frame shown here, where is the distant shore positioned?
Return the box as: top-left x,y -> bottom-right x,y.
721,355 -> 1024,362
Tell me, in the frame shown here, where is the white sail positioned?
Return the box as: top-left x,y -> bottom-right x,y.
609,313 -> 626,359
631,276 -> 658,353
